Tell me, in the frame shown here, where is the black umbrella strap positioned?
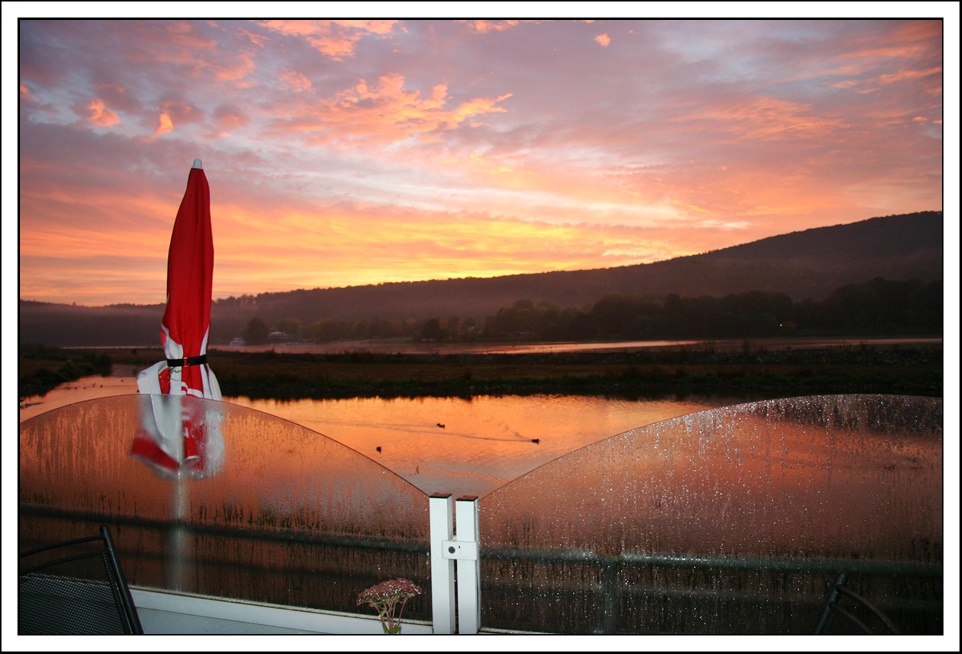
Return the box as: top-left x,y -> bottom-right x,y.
167,354 -> 208,368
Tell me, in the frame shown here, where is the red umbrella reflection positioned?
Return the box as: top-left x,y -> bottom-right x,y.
132,159 -> 223,478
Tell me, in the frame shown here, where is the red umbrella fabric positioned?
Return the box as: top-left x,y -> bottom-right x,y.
132,159 -> 223,477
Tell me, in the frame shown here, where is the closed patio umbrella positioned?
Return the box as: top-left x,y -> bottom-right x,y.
131,159 -> 223,478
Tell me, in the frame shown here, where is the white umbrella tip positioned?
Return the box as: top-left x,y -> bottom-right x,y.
192,159 -> 203,169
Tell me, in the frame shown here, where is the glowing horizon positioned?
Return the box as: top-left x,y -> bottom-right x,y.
12,16 -> 948,307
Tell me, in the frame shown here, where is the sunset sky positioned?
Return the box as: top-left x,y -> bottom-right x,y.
4,9 -> 961,641
7,9 -> 956,307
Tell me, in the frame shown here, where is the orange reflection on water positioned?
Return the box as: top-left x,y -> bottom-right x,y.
229,394 -> 727,497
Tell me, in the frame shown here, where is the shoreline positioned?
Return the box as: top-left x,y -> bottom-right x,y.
20,337 -> 943,402
89,338 -> 943,402
70,335 -> 943,356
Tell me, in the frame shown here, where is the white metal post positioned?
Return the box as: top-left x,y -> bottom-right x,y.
455,495 -> 481,634
429,493 -> 456,634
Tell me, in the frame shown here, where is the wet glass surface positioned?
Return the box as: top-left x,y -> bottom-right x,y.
479,395 -> 943,634
19,393 -> 943,633
19,395 -> 432,618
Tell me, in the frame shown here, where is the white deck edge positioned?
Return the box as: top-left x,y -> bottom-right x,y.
130,587 -> 434,635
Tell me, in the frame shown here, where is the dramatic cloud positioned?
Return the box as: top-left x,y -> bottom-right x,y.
11,17 -> 948,306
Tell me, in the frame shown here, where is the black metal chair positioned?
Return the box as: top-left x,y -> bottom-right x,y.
19,525 -> 144,634
814,571 -> 900,635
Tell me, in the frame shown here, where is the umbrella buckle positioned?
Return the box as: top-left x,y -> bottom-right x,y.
166,355 -> 207,369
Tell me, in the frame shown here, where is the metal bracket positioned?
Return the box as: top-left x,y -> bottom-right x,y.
441,539 -> 479,561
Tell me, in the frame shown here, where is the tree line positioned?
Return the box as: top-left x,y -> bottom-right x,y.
239,277 -> 942,345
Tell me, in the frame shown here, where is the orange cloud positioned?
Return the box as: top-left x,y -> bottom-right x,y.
155,112 -> 174,136
280,69 -> 313,92
595,33 -> 611,48
825,20 -> 942,95
878,64 -> 942,85
128,22 -> 255,87
152,99 -> 204,137
144,21 -> 218,66
259,20 -> 399,59
85,99 -> 120,127
274,73 -> 511,146
840,19 -> 942,64
463,20 -> 521,34
213,50 -> 256,82
677,96 -> 848,141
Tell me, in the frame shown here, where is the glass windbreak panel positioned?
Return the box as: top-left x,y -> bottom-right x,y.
19,395 -> 431,620
480,395 -> 942,634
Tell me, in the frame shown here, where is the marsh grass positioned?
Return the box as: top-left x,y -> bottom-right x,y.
22,342 -> 941,401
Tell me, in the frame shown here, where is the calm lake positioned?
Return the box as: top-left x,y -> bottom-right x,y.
18,371 -> 731,497
21,336 -> 940,496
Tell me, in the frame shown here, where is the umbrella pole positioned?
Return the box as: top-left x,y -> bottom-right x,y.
168,475 -> 189,591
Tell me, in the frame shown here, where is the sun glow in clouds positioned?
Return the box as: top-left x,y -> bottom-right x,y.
12,16 -> 947,306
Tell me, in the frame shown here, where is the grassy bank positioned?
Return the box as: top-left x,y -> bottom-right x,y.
17,345 -> 113,398
21,341 -> 943,401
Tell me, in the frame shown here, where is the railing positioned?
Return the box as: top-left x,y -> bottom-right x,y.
474,394 -> 943,634
19,393 -> 943,635
19,507 -> 432,623
479,546 -> 942,634
18,395 -> 434,625
20,498 -> 942,634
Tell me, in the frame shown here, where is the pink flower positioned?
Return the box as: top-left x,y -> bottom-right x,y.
357,578 -> 423,634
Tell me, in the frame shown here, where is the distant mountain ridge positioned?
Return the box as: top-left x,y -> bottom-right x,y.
19,211 -> 943,347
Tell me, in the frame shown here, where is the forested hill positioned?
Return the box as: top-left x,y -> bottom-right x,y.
211,211 -> 943,336
19,211 -> 943,347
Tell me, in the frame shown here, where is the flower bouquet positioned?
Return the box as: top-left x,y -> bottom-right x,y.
357,578 -> 423,634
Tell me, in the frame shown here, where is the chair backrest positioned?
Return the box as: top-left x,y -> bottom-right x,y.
19,525 -> 144,635
814,571 -> 900,635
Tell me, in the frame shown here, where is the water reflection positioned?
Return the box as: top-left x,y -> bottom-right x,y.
226,394 -> 730,497
19,376 -> 728,498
